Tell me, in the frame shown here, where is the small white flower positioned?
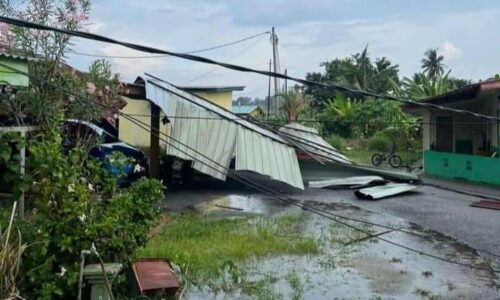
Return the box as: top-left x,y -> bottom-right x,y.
68,183 -> 75,193
134,164 -> 145,174
78,214 -> 86,223
88,183 -> 94,191
57,266 -> 67,277
37,229 -> 42,234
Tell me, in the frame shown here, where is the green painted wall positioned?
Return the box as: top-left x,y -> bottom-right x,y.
424,150 -> 500,186
0,57 -> 29,87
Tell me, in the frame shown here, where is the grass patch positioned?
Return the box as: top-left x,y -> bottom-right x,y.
137,213 -> 319,289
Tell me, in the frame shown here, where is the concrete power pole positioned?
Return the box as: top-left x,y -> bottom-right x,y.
267,59 -> 272,117
271,26 -> 279,114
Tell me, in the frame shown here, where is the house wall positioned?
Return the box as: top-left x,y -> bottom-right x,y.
424,150 -> 500,186
0,57 -> 29,87
118,97 -> 171,150
119,90 -> 233,149
191,91 -> 233,110
423,91 -> 497,155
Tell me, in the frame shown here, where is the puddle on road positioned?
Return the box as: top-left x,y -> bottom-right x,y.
167,191 -> 500,299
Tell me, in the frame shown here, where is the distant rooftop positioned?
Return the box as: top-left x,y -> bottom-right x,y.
232,105 -> 263,115
404,78 -> 500,110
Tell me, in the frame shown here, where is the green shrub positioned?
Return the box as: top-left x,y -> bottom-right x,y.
327,134 -> 344,151
11,131 -> 165,299
368,133 -> 393,152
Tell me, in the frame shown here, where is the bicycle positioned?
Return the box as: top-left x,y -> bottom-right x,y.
371,150 -> 402,168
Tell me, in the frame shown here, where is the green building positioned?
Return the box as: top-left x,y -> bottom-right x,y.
404,79 -> 500,186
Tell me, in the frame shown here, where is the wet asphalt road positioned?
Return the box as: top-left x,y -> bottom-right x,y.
294,185 -> 500,262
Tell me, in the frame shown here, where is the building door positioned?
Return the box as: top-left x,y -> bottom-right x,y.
436,116 -> 453,152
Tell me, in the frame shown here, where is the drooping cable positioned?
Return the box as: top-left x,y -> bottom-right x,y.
67,31 -> 270,59
2,62 -> 500,272
1,16 -> 499,122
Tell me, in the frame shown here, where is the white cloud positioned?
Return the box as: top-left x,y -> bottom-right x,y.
439,41 -> 462,60
99,44 -> 167,80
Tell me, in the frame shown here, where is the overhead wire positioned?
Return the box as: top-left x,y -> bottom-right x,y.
185,34 -> 268,84
66,31 -> 270,59
1,16 -> 499,122
3,62 -> 499,269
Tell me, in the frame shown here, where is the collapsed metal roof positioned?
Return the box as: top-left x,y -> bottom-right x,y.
278,123 -> 352,165
145,75 -> 304,189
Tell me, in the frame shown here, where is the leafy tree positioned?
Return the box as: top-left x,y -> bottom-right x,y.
233,96 -> 253,106
319,95 -> 358,137
0,0 -> 122,128
421,48 -> 445,80
305,46 -> 399,107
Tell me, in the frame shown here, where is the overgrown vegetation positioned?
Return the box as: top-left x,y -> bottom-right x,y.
0,203 -> 27,300
137,213 -> 320,293
11,132 -> 164,299
0,1 -> 165,299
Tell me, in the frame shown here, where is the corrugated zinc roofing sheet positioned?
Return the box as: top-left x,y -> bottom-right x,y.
236,127 -> 304,189
147,82 -> 236,180
279,123 -> 352,164
145,77 -> 304,189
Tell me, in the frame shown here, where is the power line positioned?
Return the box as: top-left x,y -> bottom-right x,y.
2,16 -> 499,122
5,62 -> 499,272
3,51 -> 500,269
66,31 -> 270,59
115,109 -> 500,271
185,34 -> 267,84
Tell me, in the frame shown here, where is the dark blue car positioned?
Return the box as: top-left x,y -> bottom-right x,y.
62,120 -> 149,185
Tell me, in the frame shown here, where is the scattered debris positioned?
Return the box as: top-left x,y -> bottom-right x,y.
390,257 -> 403,263
422,271 -> 433,278
355,183 -> 421,200
309,176 -> 386,189
470,200 -> 500,211
132,259 -> 180,296
214,204 -> 244,211
147,213 -> 170,239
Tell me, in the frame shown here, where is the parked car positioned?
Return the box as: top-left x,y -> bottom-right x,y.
62,119 -> 149,185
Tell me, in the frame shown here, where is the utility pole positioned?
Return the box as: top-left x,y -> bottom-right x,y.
284,68 -> 288,96
267,59 -> 272,117
271,26 -> 279,114
150,103 -> 160,178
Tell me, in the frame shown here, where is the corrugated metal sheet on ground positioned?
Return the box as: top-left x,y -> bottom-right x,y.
309,176 -> 385,188
279,123 -> 352,164
354,183 -> 420,200
145,77 -> 304,189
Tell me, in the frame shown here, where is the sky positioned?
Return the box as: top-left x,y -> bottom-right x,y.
67,0 -> 500,99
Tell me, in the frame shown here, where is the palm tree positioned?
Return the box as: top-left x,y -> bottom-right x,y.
421,48 -> 445,80
392,70 -> 453,100
280,90 -> 312,122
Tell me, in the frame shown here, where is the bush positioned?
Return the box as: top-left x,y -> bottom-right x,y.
11,131 -> 165,299
368,133 -> 393,152
327,134 -> 344,151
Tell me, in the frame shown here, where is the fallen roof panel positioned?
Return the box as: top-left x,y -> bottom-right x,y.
278,123 -> 352,165
145,76 -> 304,189
309,176 -> 386,188
354,183 -> 421,200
